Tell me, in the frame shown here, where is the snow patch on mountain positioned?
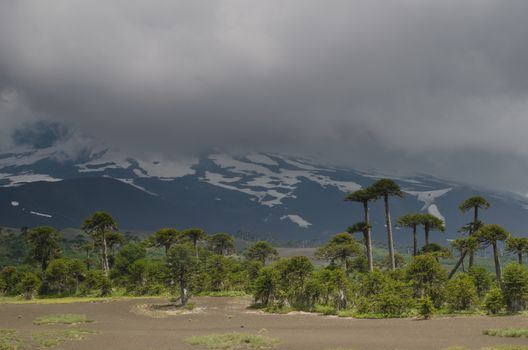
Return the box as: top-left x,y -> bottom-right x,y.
0,173 -> 62,187
427,204 -> 445,222
281,214 -> 312,228
245,153 -> 278,166
29,210 -> 52,218
207,153 -> 360,207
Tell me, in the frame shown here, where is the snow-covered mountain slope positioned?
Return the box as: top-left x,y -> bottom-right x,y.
1,136 -> 528,245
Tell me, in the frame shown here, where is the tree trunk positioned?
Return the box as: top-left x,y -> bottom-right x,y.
412,225 -> 417,256
519,252 -> 523,265
193,239 -> 199,259
492,242 -> 501,283
363,202 -> 373,272
425,226 -> 430,246
102,232 -> 110,276
449,250 -> 467,279
384,195 -> 395,270
180,281 -> 189,306
469,206 -> 479,268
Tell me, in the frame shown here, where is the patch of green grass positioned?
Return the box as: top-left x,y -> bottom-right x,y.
185,332 -> 279,349
443,346 -> 528,350
31,328 -> 97,348
196,291 -> 249,297
0,294 -> 166,305
313,305 -> 337,315
483,328 -> 528,338
33,313 -> 93,325
0,329 -> 26,350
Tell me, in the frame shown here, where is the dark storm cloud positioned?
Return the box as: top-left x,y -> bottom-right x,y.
1,1 -> 528,193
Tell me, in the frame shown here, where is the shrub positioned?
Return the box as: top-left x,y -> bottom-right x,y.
445,273 -> 478,311
484,287 -> 504,315
502,263 -> 528,313
468,267 -> 494,299
405,255 -> 447,307
16,272 -> 41,300
418,297 -> 435,319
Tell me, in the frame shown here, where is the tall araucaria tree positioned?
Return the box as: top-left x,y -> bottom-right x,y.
397,213 -> 423,256
26,226 -> 62,271
181,228 -> 207,259
476,224 -> 510,283
345,188 -> 378,271
506,237 -> 528,265
419,214 -> 445,247
82,211 -> 118,276
459,196 -> 490,267
147,228 -> 181,256
371,179 -> 404,269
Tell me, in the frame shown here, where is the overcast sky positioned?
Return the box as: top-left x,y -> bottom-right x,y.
1,1 -> 528,194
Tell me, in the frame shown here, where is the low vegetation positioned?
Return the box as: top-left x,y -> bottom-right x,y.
33,313 -> 93,325
185,332 -> 279,349
483,328 -> 528,338
0,328 -> 96,349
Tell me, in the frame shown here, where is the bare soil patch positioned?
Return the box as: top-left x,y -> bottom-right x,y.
0,296 -> 527,350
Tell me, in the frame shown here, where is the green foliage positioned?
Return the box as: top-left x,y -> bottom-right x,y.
459,196 -> 491,213
16,272 -> 41,300
44,258 -> 86,295
0,329 -> 26,350
185,332 -> 279,349
502,262 -> 528,313
208,233 -> 236,256
483,328 -> 528,338
146,228 -> 180,255
468,267 -> 493,299
26,226 -> 62,271
31,328 -> 97,348
405,255 -> 447,307
484,287 -> 504,314
418,296 -> 435,319
315,233 -> 361,268
33,314 -> 92,325
370,179 -> 403,198
81,270 -> 111,296
445,273 -> 477,311
167,243 -> 197,305
244,241 -> 278,265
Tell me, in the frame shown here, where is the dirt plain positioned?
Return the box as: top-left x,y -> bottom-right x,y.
0,296 -> 527,350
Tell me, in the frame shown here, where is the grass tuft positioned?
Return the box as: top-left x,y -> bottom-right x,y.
483,328 -> 528,338
31,328 -> 97,348
186,332 -> 279,349
0,329 -> 26,350
33,313 -> 93,325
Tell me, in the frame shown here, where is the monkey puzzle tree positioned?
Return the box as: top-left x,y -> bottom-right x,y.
449,236 -> 479,279
26,226 -> 62,271
316,233 -> 362,270
166,244 -> 197,306
146,228 -> 181,256
82,212 -> 118,276
208,233 -> 236,256
397,213 -> 423,256
371,179 -> 404,270
345,188 -> 378,271
347,221 -> 372,270
244,241 -> 278,265
459,196 -> 490,266
476,224 -> 510,283
419,214 -> 445,247
506,237 -> 528,265
181,228 -> 207,259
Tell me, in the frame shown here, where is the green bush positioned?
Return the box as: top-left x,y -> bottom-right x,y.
502,263 -> 528,313
16,272 -> 41,300
484,287 -> 504,315
418,296 -> 435,319
468,267 -> 494,299
445,273 -> 478,311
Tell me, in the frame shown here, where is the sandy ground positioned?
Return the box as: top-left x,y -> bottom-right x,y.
1,296 -> 527,350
